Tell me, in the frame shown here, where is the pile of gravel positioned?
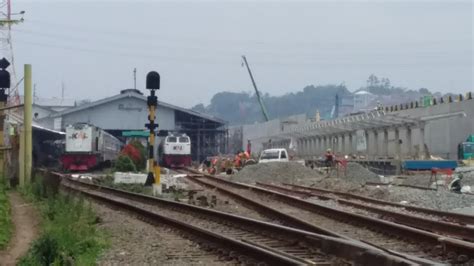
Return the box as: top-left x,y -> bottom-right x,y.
382,186 -> 474,211
230,162 -> 322,184
310,177 -> 474,211
335,163 -> 380,185
456,167 -> 474,187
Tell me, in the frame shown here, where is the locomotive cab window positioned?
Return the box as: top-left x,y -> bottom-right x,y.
167,137 -> 177,143
179,137 -> 189,143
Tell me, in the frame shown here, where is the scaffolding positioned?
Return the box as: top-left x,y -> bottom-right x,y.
174,110 -> 227,163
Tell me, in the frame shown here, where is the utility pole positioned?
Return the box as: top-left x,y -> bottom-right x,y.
23,64 -> 32,184
133,68 -> 137,91
241,55 -> 270,122
144,71 -> 161,195
0,0 -> 24,107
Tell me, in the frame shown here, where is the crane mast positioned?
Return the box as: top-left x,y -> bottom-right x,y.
241,55 -> 270,122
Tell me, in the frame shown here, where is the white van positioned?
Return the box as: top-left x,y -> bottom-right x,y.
259,148 -> 290,163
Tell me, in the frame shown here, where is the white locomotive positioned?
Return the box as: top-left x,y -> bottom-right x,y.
158,133 -> 192,167
61,123 -> 122,171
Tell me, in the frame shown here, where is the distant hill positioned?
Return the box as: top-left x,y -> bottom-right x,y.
192,75 -> 442,125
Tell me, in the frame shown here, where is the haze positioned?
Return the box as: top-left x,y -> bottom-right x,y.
10,0 -> 473,107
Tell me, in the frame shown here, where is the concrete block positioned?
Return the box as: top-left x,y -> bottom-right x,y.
113,172 -> 147,184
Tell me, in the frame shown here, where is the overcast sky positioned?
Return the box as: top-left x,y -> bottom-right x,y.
7,0 -> 473,107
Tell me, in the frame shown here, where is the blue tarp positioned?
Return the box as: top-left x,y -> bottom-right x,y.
403,160 -> 457,170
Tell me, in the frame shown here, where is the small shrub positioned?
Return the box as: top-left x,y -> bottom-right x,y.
19,195 -> 107,266
129,140 -> 147,170
114,155 -> 137,172
0,181 -> 11,249
121,144 -> 141,165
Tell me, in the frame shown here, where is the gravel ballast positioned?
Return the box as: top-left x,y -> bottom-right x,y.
230,162 -> 322,184
93,203 -> 227,265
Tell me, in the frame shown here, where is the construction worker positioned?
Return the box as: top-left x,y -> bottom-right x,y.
448,173 -> 463,193
325,149 -> 334,169
247,140 -> 252,155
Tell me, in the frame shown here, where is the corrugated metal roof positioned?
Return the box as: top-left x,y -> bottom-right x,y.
49,91 -> 226,125
7,112 -> 66,135
21,96 -> 76,107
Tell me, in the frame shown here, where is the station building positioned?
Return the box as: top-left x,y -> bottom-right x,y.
37,89 -> 227,162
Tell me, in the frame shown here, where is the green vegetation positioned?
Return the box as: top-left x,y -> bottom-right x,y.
19,177 -> 107,265
0,180 -> 12,249
114,154 -> 137,172
192,75 -> 445,125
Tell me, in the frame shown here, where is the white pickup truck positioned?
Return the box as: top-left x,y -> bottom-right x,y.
258,148 -> 290,163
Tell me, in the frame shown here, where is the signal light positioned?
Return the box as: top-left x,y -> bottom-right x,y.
0,58 -> 11,89
146,71 -> 160,90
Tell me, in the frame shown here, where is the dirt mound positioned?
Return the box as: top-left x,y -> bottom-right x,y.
311,177 -> 474,211
230,162 -> 322,184
338,163 -> 380,184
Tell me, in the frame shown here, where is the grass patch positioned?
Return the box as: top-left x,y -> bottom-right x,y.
0,180 -> 12,249
19,177 -> 107,265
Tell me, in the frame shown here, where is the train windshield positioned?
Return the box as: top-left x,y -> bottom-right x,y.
167,137 -> 177,143
179,137 -> 189,143
463,143 -> 474,154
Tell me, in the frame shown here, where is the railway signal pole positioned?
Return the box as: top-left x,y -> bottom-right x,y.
0,58 -> 10,181
144,71 -> 160,192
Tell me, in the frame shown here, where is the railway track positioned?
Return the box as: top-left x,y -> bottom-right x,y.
280,183 -> 474,225
256,182 -> 474,242
183,168 -> 474,264
48,172 -> 418,266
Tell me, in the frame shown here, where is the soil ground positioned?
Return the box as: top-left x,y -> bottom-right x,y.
0,192 -> 39,266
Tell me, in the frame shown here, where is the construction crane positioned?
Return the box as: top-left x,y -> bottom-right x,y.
241,55 -> 270,122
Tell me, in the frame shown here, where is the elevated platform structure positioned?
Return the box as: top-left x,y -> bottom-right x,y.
243,94 -> 473,161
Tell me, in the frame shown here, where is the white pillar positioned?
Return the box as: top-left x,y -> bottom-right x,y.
420,126 -> 426,159
373,130 -> 379,159
337,135 -> 343,154
406,127 -> 412,158
395,129 -> 401,159
383,129 -> 389,157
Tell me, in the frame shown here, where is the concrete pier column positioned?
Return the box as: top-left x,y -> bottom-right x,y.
420,126 -> 426,159
308,138 -> 312,156
337,135 -> 343,154
383,129 -> 389,157
305,138 -> 310,156
311,137 -> 317,156
302,139 -> 307,156
366,130 -> 375,159
317,137 -> 322,155
331,136 -> 337,152
348,133 -> 354,155
343,134 -> 350,155
395,129 -> 401,159
296,139 -> 303,156
373,130 -> 379,159
406,127 -> 412,158
411,126 -> 427,159
341,134 -> 346,154
387,129 -> 396,158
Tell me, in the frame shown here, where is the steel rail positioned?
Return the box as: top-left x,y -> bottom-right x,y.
182,168 -> 474,260
256,182 -> 474,242
282,183 -> 474,225
55,175 -> 419,266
